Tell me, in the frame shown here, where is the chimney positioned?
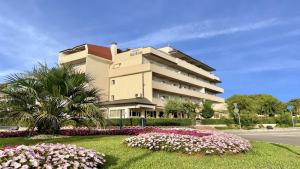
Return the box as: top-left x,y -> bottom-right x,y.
110,42 -> 117,61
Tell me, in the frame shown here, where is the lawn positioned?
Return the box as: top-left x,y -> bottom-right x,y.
1,135 -> 300,169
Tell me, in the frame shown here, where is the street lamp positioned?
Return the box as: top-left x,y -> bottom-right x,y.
287,105 -> 295,128
233,103 -> 241,129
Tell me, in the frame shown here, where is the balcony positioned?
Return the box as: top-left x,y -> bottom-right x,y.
150,64 -> 223,93
152,81 -> 224,103
59,50 -> 87,64
142,47 -> 220,81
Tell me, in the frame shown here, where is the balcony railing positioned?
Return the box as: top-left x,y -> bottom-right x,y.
152,81 -> 224,103
150,63 -> 223,93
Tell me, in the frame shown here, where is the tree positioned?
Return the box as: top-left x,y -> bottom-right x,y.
201,100 -> 214,119
164,99 -> 200,118
226,94 -> 282,117
164,99 -> 183,118
0,64 -> 105,134
249,94 -> 281,116
287,98 -> 300,115
226,95 -> 256,115
182,101 -> 199,118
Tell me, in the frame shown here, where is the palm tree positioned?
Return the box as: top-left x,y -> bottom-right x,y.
0,64 -> 105,134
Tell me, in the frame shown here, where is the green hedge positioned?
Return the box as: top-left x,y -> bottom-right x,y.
200,117 -> 299,125
106,118 -> 193,127
147,118 -> 193,126
257,117 -> 277,124
200,118 -> 234,125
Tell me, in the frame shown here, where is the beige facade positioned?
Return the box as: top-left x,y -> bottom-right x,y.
58,43 -> 225,118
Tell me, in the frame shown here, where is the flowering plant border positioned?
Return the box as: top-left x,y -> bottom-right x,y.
0,143 -> 106,168
124,130 -> 252,155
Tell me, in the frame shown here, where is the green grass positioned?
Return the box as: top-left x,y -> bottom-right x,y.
1,136 -> 300,169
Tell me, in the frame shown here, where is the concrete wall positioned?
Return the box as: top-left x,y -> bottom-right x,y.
85,55 -> 112,101
109,71 -> 152,101
111,49 -> 143,68
73,61 -> 86,73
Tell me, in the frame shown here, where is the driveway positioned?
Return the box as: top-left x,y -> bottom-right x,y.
224,128 -> 300,146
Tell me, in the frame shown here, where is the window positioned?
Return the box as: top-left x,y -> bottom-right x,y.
111,80 -> 115,85
110,109 -> 125,118
111,95 -> 115,101
130,111 -> 141,117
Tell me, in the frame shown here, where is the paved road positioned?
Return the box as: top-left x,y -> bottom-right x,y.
224,128 -> 300,146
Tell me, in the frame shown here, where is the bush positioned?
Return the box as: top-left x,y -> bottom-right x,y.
106,118 -> 193,127
240,114 -> 258,127
276,113 -> 292,126
59,128 -> 156,136
257,117 -> 277,124
200,118 -> 234,125
258,124 -> 264,128
201,101 -> 214,119
0,143 -> 106,168
106,118 -> 140,126
147,118 -> 193,126
0,131 -> 37,138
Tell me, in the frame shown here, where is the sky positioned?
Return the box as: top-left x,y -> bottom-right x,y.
0,0 -> 300,102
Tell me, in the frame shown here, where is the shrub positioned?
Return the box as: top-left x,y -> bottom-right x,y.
0,131 -> 37,138
124,131 -> 251,155
200,118 -> 234,125
147,118 -> 193,126
59,128 -> 156,136
106,118 -> 193,127
258,124 -> 264,128
106,118 -> 140,126
257,117 -> 277,124
226,124 -> 240,129
201,101 -> 214,119
0,143 -> 105,168
276,113 -> 292,126
240,114 -> 258,127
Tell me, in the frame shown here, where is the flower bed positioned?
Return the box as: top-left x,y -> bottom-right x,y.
1,127 -> 211,138
0,128 -> 151,138
60,127 -> 156,136
124,131 -> 251,155
0,145 -> 18,150
0,143 -> 105,168
0,130 -> 37,138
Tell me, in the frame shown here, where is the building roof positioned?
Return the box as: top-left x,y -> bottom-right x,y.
169,49 -> 215,71
100,97 -> 155,107
86,44 -> 112,60
60,44 -> 121,61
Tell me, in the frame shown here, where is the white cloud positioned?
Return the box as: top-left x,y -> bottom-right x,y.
189,29 -> 300,56
120,18 -> 280,47
219,55 -> 300,74
0,15 -> 63,79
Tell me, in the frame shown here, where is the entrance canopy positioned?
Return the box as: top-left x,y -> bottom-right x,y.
100,97 -> 156,109
100,98 -> 156,118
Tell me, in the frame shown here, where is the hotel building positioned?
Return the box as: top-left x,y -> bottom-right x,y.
58,43 -> 225,118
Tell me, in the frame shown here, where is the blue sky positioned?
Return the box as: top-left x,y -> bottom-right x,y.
0,0 -> 300,102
